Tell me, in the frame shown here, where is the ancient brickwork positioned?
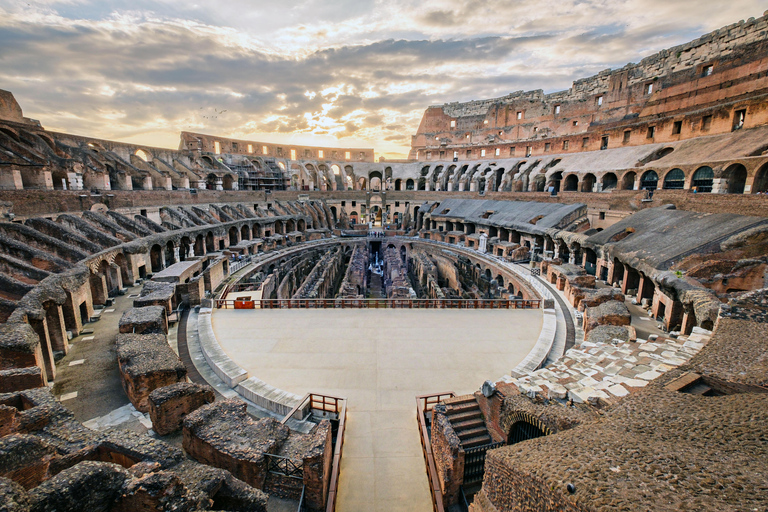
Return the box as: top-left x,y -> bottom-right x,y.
336,244 -> 368,298
115,333 -> 187,413
148,382 -> 215,436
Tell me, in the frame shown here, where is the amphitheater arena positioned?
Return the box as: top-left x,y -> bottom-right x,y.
1,13 -> 768,512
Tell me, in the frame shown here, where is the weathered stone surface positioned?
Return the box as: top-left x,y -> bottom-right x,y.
148,382 -> 215,436
115,333 -> 187,413
27,461 -> 129,512
118,306 -> 167,335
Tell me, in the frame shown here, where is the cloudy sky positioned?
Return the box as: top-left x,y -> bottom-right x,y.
0,1 -> 764,159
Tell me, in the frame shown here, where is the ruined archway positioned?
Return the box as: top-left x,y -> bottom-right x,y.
725,163 -> 747,194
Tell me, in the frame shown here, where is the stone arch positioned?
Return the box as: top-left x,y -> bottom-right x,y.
150,244 -> 163,273
228,226 -> 239,246
205,173 -> 217,190
222,174 -> 235,190
135,149 -> 150,162
724,163 -> 747,194
581,173 -> 596,192
621,171 -> 636,190
660,168 -> 684,190
753,162 -> 768,193
165,240 -> 176,267
395,179 -> 403,191
357,177 -> 367,190
205,232 -> 215,252
297,219 -> 306,231
406,178 -> 415,190
113,252 -> 132,285
180,236 -> 192,261
417,178 -> 426,191
640,170 -> 659,190
692,166 -> 714,193
601,172 -> 617,190
286,219 -> 296,233
240,225 -> 250,241
506,411 -> 552,445
563,174 -> 578,191
274,219 -> 285,235
369,170 -> 383,191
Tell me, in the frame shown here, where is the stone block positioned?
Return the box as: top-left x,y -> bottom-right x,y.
148,382 -> 215,436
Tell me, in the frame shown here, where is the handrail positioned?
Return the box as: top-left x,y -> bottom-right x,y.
215,297 -> 541,310
325,397 -> 346,512
280,393 -> 347,512
416,391 -> 456,512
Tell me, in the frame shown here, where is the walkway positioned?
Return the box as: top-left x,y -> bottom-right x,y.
211,308 -> 543,512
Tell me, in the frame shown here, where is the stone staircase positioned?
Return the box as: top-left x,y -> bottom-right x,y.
443,395 -> 492,449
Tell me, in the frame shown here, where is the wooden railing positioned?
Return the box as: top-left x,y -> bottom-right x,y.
281,393 -> 347,512
416,391 -> 456,512
215,297 -> 541,310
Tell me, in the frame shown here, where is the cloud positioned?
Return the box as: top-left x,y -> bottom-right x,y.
0,0 -> 764,158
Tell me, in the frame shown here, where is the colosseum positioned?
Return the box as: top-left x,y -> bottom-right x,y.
1,9 -> 768,512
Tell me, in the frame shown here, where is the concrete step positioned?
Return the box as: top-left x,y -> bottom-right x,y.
446,409 -> 482,423
451,417 -> 485,431
445,402 -> 481,415
443,394 -> 477,406
457,426 -> 489,440
462,434 -> 492,449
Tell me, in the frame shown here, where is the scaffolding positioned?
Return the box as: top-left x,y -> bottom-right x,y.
232,158 -> 287,191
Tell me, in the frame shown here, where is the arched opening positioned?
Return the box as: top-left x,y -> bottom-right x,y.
241,225 -> 250,241
206,173 -> 217,190
563,174 -> 578,191
165,241 -> 176,267
275,220 -> 284,235
179,237 -> 191,261
135,149 -> 149,162
51,170 -> 68,190
548,171 -> 563,193
753,163 -> 768,193
581,173 -> 596,192
417,178 -> 426,191
692,166 -> 714,193
286,219 -> 296,232
725,163 -> 747,194
369,170 -> 383,191
222,174 -> 235,190
195,234 -> 205,256
349,211 -> 358,224
205,232 -> 215,252
621,171 -> 636,190
495,274 -> 504,287
484,268 -> 492,281
395,179 -> 402,191
113,253 -> 131,287
663,168 -> 685,189
640,170 -> 659,190
601,172 -> 617,191
406,179 -> 415,190
357,177 -> 367,190
507,420 -> 547,445
228,226 -> 238,246
150,244 -> 163,273
297,219 -> 306,231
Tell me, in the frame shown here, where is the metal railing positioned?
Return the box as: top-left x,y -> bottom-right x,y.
416,391 -> 456,512
281,393 -> 347,512
265,453 -> 304,479
463,441 -> 505,486
215,297 -> 541,309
